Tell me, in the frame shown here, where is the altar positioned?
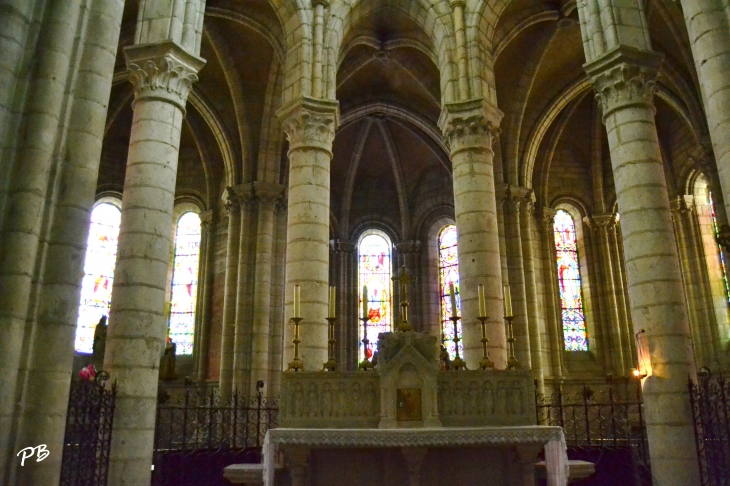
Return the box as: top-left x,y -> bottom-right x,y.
262,426 -> 568,486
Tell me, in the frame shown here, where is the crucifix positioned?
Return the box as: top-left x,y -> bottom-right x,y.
392,265 -> 416,332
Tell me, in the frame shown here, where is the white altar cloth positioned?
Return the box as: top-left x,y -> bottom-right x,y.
262,426 -> 569,486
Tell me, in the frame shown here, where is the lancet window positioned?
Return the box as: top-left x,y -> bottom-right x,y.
358,230 -> 393,359
554,209 -> 588,351
438,224 -> 462,359
709,192 -> 730,305
168,211 -> 202,355
75,201 -> 122,353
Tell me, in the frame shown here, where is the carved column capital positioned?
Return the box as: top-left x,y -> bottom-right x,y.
124,41 -> 205,112
329,239 -> 356,254
254,181 -> 285,208
584,46 -> 663,120
538,207 -> 558,232
438,98 -> 503,155
199,209 -> 215,232
500,184 -> 531,213
669,196 -> 693,217
222,186 -> 241,212
395,240 -> 422,255
587,213 -> 619,232
277,96 -> 340,155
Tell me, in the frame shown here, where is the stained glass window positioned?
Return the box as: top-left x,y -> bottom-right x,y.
554,210 -> 588,351
75,202 -> 121,353
709,192 -> 730,305
169,212 -> 201,355
438,224 -> 462,359
358,231 -> 392,359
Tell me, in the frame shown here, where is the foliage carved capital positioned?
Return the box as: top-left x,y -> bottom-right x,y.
584,46 -> 662,120
277,97 -> 340,156
125,41 -> 205,112
439,99 -> 503,156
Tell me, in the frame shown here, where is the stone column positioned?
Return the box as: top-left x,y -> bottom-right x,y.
439,99 -> 507,369
104,41 -> 204,484
233,184 -> 254,393
195,210 -> 216,382
521,198 -> 545,391
331,240 -> 356,369
607,223 -> 635,366
585,46 -> 699,486
679,0 -> 730,234
278,97 -> 339,370
219,188 -> 241,399
503,185 -> 532,368
539,208 -> 565,380
588,214 -> 626,376
249,181 -> 283,393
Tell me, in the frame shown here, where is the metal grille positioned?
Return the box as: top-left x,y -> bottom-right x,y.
152,388 -> 279,486
535,378 -> 651,486
60,372 -> 117,486
689,371 -> 730,486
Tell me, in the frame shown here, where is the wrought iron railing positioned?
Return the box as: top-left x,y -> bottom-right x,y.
535,377 -> 651,486
60,372 -> 117,486
152,387 -> 279,486
689,370 -> 730,486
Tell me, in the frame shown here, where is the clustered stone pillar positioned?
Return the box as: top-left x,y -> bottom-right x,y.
539,208 -> 565,381
195,210 -> 216,382
520,197 -> 545,391
585,46 -> 700,486
278,97 -> 339,370
330,240 -> 356,369
104,41 -> 204,484
439,99 -> 507,369
249,181 -> 283,393
233,184 -> 255,393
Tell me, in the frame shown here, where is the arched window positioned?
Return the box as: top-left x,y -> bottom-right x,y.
438,224 -> 462,359
554,209 -> 588,351
168,212 -> 202,355
75,202 -> 122,353
709,192 -> 730,304
358,230 -> 392,359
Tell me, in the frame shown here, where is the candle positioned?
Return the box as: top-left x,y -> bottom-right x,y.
294,285 -> 301,318
478,284 -> 486,317
503,284 -> 512,317
449,283 -> 457,317
362,285 -> 369,319
328,286 -> 336,318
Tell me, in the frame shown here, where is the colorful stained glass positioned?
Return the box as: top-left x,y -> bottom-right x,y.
358,232 -> 392,359
709,192 -> 730,305
75,202 -> 121,353
554,210 -> 588,351
169,212 -> 201,355
438,225 -> 462,359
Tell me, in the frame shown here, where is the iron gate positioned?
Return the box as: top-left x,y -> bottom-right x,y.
60,371 -> 117,486
689,370 -> 730,486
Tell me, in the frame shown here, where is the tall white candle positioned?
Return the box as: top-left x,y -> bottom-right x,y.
362,285 -> 369,319
503,284 -> 512,317
294,285 -> 301,318
478,284 -> 486,317
449,283 -> 457,317
328,286 -> 336,318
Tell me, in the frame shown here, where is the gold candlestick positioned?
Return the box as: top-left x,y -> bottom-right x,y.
323,317 -> 337,371
449,314 -> 466,370
504,315 -> 520,370
287,317 -> 304,372
477,316 -> 494,369
359,315 -> 374,370
392,265 -> 415,332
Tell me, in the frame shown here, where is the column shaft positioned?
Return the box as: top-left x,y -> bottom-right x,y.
439,100 -> 507,369
105,42 -> 203,484
521,200 -> 545,391
233,188 -> 254,393
219,191 -> 241,398
195,212 -> 216,382
539,209 -> 565,379
586,46 -> 699,486
278,98 -> 338,370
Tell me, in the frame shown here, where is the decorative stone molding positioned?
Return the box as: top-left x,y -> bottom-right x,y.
329,239 -> 356,254
280,372 -> 380,428
584,46 -> 663,120
438,98 -> 503,155
124,41 -> 205,112
277,96 -> 340,155
437,370 -> 535,427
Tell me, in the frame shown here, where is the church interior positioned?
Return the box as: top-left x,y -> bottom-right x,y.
1,0 -> 730,485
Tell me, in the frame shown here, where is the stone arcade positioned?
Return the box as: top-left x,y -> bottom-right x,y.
2,1 -> 730,485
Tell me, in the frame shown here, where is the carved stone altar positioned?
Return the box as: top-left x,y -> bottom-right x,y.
267,330 -> 567,485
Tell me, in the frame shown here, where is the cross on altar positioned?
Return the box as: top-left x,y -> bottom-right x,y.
392,265 -> 416,332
